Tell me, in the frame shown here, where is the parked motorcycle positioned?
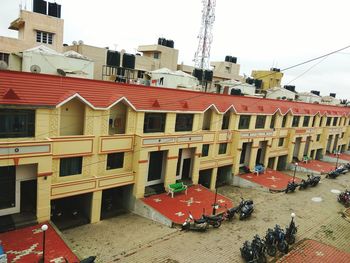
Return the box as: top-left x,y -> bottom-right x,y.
240,241 -> 254,263
181,212 -> 209,232
285,213 -> 297,245
326,170 -> 340,179
265,228 -> 277,257
338,189 -> 350,207
285,181 -> 299,193
335,165 -> 348,175
224,204 -> 239,221
251,235 -> 267,263
309,174 -> 321,187
273,225 -> 289,253
80,256 -> 97,263
200,210 -> 224,228
238,198 -> 254,220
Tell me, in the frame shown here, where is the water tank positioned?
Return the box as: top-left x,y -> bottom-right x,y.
284,85 -> 295,92
271,68 -> 281,72
230,57 -> 237,63
225,56 -> 231,62
330,93 -> 336,98
192,68 -> 203,80
167,40 -> 174,48
33,0 -> 47,15
106,50 -> 120,67
204,70 -> 213,82
117,68 -> 125,76
230,88 -> 242,96
122,53 -> 136,69
48,2 -> 61,18
246,78 -> 254,85
254,79 -> 262,89
310,90 -> 320,96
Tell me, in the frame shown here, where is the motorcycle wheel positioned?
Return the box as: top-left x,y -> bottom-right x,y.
278,242 -> 289,254
213,221 -> 221,228
287,235 -> 296,245
285,188 -> 289,193
266,246 -> 277,257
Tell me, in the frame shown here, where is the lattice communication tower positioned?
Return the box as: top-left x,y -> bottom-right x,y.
193,0 -> 216,70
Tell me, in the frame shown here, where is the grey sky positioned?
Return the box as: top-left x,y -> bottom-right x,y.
1,0 -> 350,99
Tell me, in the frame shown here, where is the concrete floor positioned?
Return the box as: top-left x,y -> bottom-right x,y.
62,170 -> 350,263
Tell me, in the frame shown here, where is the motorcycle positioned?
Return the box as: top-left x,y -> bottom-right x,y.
80,256 -> 97,263
181,212 -> 209,232
285,181 -> 299,193
274,225 -> 289,253
335,165 -> 348,175
251,235 -> 267,263
240,241 -> 254,263
238,198 -> 254,220
200,210 -> 224,228
224,204 -> 239,221
338,190 -> 350,207
285,213 -> 297,245
264,228 -> 277,257
309,174 -> 321,187
326,170 -> 340,179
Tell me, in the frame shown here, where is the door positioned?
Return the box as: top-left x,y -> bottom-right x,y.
181,158 -> 192,180
146,151 -> 165,186
0,166 -> 18,216
20,180 -> 37,214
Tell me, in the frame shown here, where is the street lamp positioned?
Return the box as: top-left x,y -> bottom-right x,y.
293,163 -> 298,183
40,224 -> 48,263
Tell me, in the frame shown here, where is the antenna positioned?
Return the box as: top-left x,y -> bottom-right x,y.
193,0 -> 216,70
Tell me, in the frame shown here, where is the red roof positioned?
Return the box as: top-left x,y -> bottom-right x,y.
0,70 -> 349,116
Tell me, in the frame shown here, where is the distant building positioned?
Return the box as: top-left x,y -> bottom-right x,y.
251,68 -> 284,91
297,92 -> 322,104
266,87 -> 296,100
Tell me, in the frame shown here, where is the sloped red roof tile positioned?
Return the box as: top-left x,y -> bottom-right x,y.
0,70 -> 349,116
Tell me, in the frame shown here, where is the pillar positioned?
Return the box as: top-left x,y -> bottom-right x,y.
90,190 -> 102,223
273,156 -> 279,170
191,150 -> 201,185
132,147 -> 149,199
36,176 -> 51,223
248,147 -> 258,171
298,141 -> 306,160
163,147 -> 178,190
210,167 -> 218,191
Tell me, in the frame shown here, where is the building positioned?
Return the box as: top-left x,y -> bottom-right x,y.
251,68 -> 284,91
297,91 -> 322,104
1,70 -> 349,227
266,87 -> 296,100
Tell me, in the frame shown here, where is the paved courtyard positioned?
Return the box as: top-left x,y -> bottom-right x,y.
62,170 -> 350,263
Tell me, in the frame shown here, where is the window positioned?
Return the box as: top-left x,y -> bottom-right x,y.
270,114 -> 276,129
292,116 -> 300,127
218,143 -> 227,154
255,115 -> 266,129
0,52 -> 9,65
59,157 -> 82,177
153,52 -> 160,59
238,115 -> 250,129
316,134 -> 321,141
106,152 -> 124,170
202,144 -> 209,157
302,116 -> 310,127
311,117 -> 316,127
333,117 -> 338,126
221,112 -> 230,130
278,138 -> 284,147
320,117 -> 324,127
36,31 -> 53,44
0,109 -> 35,138
326,117 -> 332,126
175,114 -> 193,132
282,115 -> 287,128
144,113 -> 166,133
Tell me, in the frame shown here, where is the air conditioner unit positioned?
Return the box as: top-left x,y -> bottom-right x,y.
0,60 -> 8,70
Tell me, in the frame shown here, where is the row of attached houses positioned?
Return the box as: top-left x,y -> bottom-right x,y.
0,70 -> 349,227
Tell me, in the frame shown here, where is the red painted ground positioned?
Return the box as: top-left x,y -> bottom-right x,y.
0,222 -> 79,263
298,160 -> 335,174
238,169 -> 301,191
142,185 -> 234,224
327,153 -> 350,162
277,239 -> 350,263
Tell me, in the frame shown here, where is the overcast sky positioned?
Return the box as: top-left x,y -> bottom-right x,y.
1,0 -> 350,99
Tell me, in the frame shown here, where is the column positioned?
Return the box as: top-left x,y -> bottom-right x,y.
36,157 -> 52,223
90,190 -> 102,224
163,147 -> 178,190
248,146 -> 258,171
191,150 -> 201,185
132,147 -> 149,199
273,156 -> 279,170
210,167 -> 218,191
298,141 -> 306,160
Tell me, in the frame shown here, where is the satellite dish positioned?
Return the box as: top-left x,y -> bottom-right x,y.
78,40 -> 84,45
72,40 -> 78,45
30,65 -> 41,73
57,68 -> 66,76
0,60 -> 8,70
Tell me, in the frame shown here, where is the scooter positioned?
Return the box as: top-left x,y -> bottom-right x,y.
264,228 -> 277,257
326,170 -> 340,179
200,210 -> 224,228
274,225 -> 289,253
181,212 -> 209,232
238,198 -> 254,220
285,181 -> 299,193
309,174 -> 321,187
298,176 -> 311,190
251,235 -> 267,263
240,241 -> 254,263
285,213 -> 297,245
338,189 -> 350,207
224,204 -> 239,221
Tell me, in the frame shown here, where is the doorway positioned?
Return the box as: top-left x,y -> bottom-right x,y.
199,169 -> 212,188
277,155 -> 287,171
147,151 -> 166,186
268,157 -> 275,169
176,148 -> 194,182
304,136 -> 312,156
333,134 -> 339,153
20,180 -> 37,214
240,142 -> 252,167
293,137 -> 302,160
315,149 -> 323,160
256,141 -> 267,165
326,135 -> 333,153
0,166 -> 16,213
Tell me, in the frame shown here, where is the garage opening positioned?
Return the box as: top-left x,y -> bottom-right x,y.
100,185 -> 132,220
51,193 -> 92,230
199,169 -> 212,189
216,166 -> 232,187
277,155 -> 287,171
